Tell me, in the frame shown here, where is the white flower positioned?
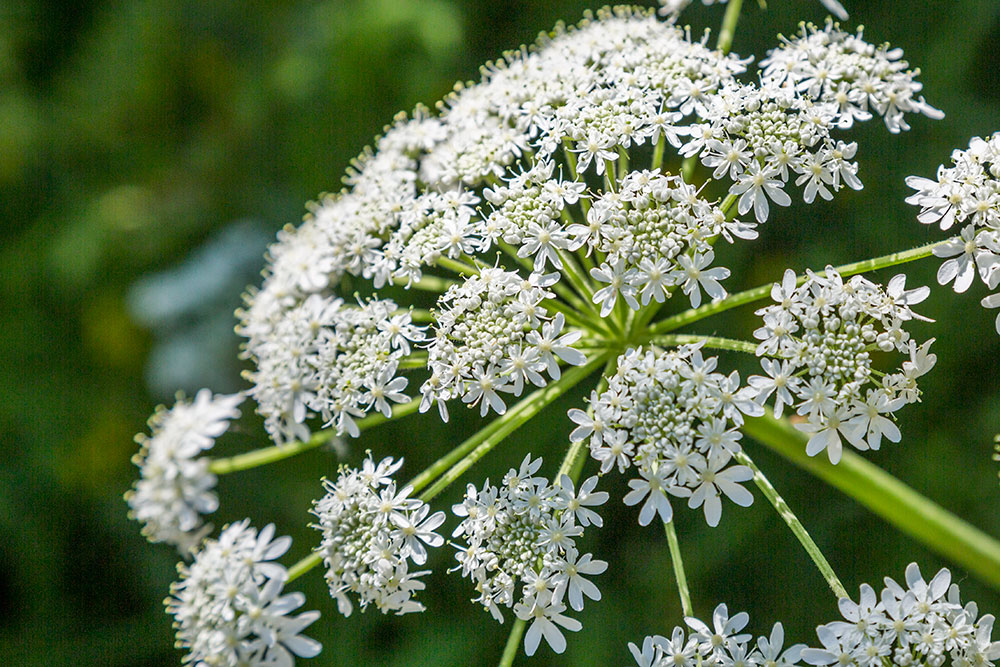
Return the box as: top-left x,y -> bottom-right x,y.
671,251 -> 730,308
127,389 -> 244,553
166,521 -> 321,666
623,466 -> 674,526
591,260 -> 640,316
731,162 -> 793,224
515,591 -> 583,656
312,455 -> 442,616
685,456 -> 755,527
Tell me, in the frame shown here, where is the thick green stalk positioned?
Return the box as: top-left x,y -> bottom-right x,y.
418,353 -> 611,503
498,618 -> 528,667
663,519 -> 694,617
287,551 -> 323,583
207,399 -> 422,474
716,0 -> 744,55
742,411 -> 1000,590
436,256 -> 481,276
646,334 -> 757,355
393,274 -> 458,293
734,450 -> 848,599
649,240 -> 949,336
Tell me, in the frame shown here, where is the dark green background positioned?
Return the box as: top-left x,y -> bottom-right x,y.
2,1 -> 999,665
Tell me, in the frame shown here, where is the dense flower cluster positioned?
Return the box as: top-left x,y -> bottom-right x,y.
422,268 -> 584,419
906,133 -> 1000,333
659,0 -> 848,21
630,564 -> 1000,667
570,345 -> 760,527
166,520 -> 321,667
128,3 -> 969,664
582,171 -> 753,312
126,389 -> 243,553
750,268 -> 935,463
450,455 -> 608,655
311,455 -> 444,616
241,295 -> 424,443
762,21 -> 943,134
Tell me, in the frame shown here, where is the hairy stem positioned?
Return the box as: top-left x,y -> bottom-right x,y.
742,410 -> 1000,591
734,449 -> 848,599
649,239 -> 950,335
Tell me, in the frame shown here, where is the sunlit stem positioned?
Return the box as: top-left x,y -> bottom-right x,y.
556,248 -> 598,305
716,0 -> 744,54
742,410 -> 1000,591
542,298 -> 610,337
734,449 -> 848,600
646,334 -> 757,355
404,308 -> 435,323
418,352 -> 612,503
287,551 -> 323,583
649,239 -> 950,336
398,353 -> 428,370
498,618 -> 528,667
393,274 -> 458,293
652,136 -> 666,172
207,399 -> 423,475
663,519 -> 694,617
436,256 -> 481,276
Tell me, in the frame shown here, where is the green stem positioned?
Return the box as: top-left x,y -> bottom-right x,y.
663,519 -> 694,617
287,551 -> 323,583
649,240 -> 949,336
742,410 -> 1000,591
734,449 -> 848,599
418,353 -> 611,503
716,0 -> 744,54
652,136 -> 666,172
498,618 -> 528,667
646,334 -> 757,355
207,398 -> 422,474
398,353 -> 428,369
436,256 -> 480,276
393,274 -> 458,293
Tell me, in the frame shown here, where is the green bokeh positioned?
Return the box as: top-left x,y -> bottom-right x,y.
1,1 -> 998,665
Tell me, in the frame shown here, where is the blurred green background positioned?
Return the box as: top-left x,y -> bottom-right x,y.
2,0 -> 999,665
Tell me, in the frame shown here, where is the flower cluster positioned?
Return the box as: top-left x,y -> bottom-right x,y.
658,0 -> 848,21
630,564 -> 1000,667
762,21 -> 943,134
906,133 -> 1000,333
450,455 -> 608,655
749,268 -> 935,463
571,345 -> 760,527
422,268 -> 585,419
311,455 -> 444,617
126,389 -> 243,553
165,520 -> 322,667
242,295 -> 423,444
582,171 -> 753,313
